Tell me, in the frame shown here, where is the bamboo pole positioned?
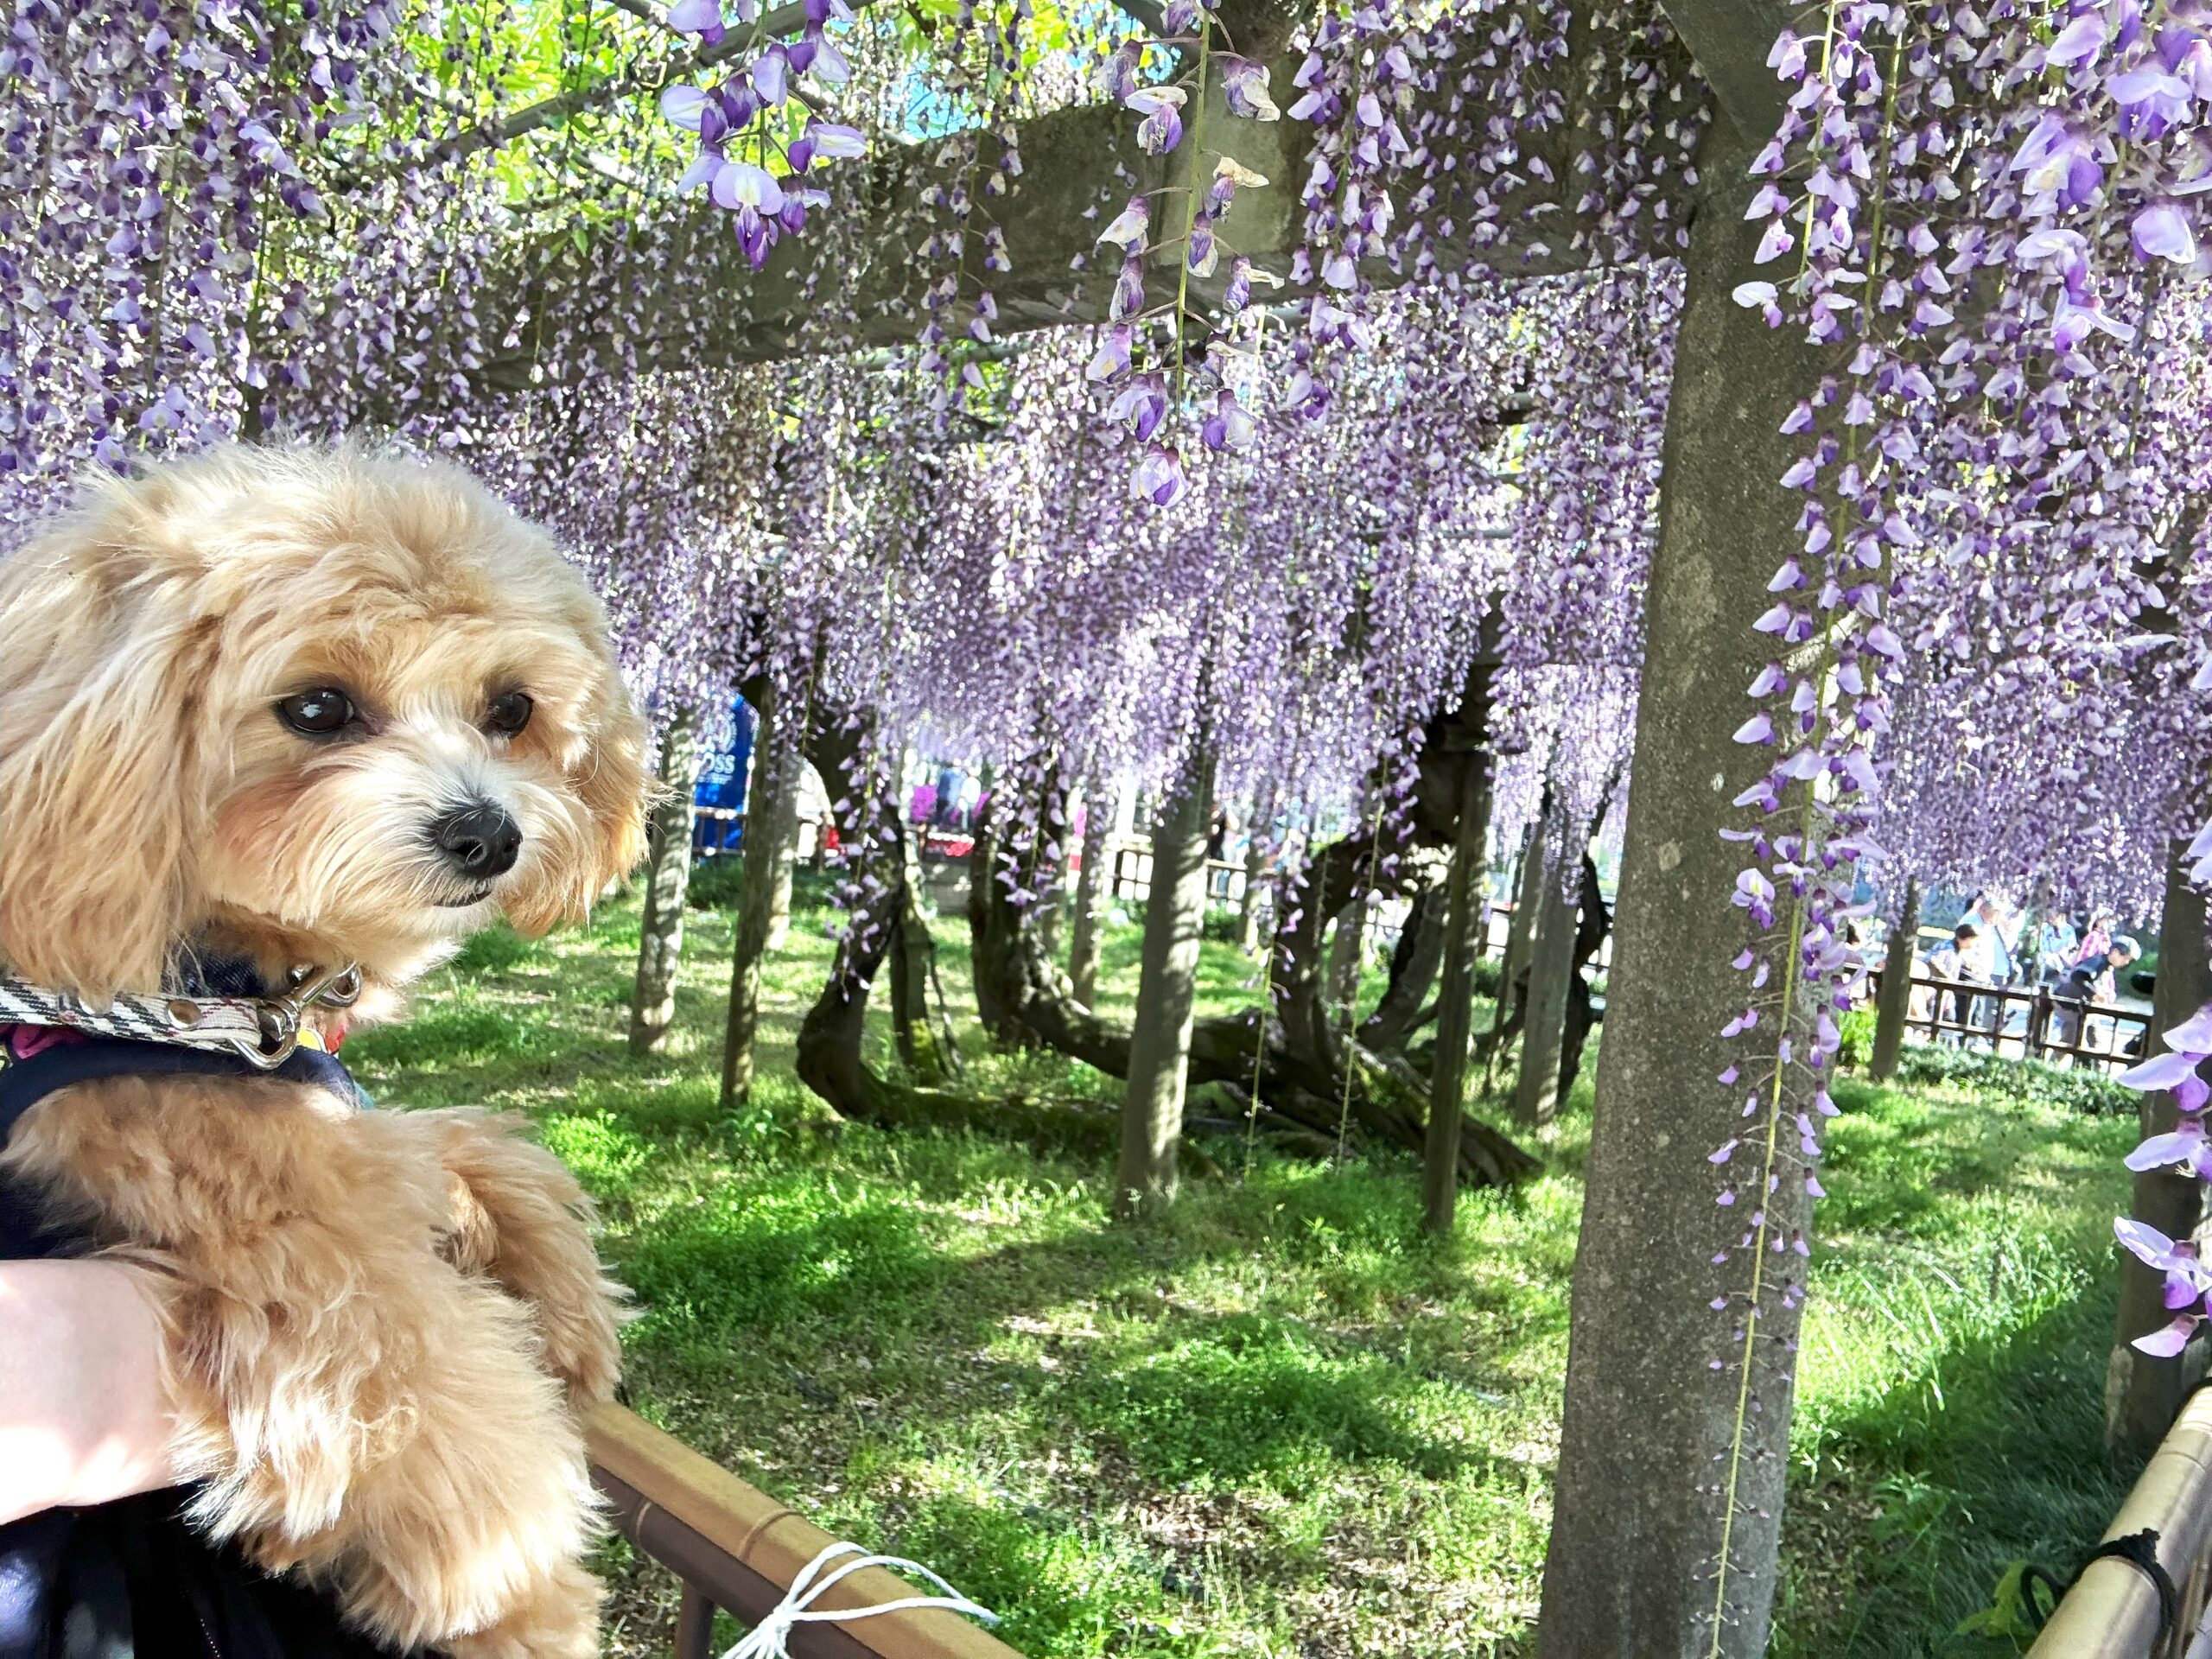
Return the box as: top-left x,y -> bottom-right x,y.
586,1402 -> 1024,1659
2028,1386 -> 2212,1658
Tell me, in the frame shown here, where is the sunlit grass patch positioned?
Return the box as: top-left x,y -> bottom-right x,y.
365,881 -> 2140,1659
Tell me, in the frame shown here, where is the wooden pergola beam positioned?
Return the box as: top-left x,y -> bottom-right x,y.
467,0 -> 1723,388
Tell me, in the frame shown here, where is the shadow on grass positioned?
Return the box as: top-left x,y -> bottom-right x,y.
1816,1077 -> 2120,1239
1777,1271 -> 2135,1658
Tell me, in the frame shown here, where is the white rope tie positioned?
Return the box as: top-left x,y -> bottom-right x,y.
721,1541 -> 999,1659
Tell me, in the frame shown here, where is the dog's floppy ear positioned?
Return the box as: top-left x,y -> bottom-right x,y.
504,595 -> 649,938
0,505 -> 219,1001
571,651 -> 651,898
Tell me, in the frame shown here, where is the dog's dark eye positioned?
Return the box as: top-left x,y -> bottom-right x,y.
276,688 -> 357,738
484,690 -> 534,738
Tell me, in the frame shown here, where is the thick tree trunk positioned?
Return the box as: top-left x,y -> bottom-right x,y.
2107,842 -> 2212,1456
1538,116 -> 1834,1659
629,709 -> 699,1056
720,678 -> 795,1109
1513,844 -> 1578,1128
1365,884 -> 1448,1053
1116,747 -> 1217,1217
1869,877 -> 1920,1083
1424,738 -> 1493,1234
1067,786 -> 1109,1007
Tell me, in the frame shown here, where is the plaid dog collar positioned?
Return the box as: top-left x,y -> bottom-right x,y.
0,962 -> 361,1071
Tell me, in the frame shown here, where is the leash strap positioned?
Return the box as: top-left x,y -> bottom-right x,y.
2025,1528 -> 2177,1638
721,1541 -> 997,1659
2079,1529 -> 2179,1639
0,964 -> 360,1070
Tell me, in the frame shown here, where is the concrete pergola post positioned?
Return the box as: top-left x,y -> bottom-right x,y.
1538,104 -> 1835,1658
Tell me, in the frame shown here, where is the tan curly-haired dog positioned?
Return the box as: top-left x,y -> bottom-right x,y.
0,444 -> 648,1656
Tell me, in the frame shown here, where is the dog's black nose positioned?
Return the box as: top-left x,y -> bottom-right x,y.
430,802 -> 522,880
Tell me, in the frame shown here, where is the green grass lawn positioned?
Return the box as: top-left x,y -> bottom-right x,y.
340,873 -> 2140,1658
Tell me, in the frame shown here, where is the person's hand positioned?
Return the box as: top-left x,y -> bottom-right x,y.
0,1258 -> 181,1523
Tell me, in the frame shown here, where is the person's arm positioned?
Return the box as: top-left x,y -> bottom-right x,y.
0,1259 -> 181,1524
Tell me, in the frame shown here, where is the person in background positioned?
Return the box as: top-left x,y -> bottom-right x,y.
2056,934 -> 2139,1053
1926,921 -> 1978,1042
2075,910 -> 2115,970
1967,891 -> 2018,982
2035,910 -> 2080,983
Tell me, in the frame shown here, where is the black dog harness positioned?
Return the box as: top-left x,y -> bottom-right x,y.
0,1010 -> 397,1659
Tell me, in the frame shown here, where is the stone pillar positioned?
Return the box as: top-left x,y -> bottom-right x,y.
1537,111 -> 1836,1659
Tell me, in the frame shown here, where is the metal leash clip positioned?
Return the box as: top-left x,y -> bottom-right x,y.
230,963 -> 364,1070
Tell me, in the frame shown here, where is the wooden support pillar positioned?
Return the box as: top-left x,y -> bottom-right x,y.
1869,876 -> 1919,1083
2108,840 -> 2212,1457
1425,740 -> 1493,1234
1116,746 -> 1216,1217
720,683 -> 796,1111
1513,839 -> 1578,1128
629,709 -> 700,1057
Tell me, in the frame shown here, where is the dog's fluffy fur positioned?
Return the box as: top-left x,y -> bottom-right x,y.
0,444 -> 650,1656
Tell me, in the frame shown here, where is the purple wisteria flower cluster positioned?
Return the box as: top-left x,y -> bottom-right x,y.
2117,1007 -> 2212,1357
660,0 -> 863,269
1706,0 -> 2212,1628
1080,0 -> 1281,505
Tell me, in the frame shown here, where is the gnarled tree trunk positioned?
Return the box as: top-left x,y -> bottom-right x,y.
1555,852 -> 1612,1107
1424,727 -> 1493,1233
1513,841 -> 1579,1128
962,664 -> 1539,1191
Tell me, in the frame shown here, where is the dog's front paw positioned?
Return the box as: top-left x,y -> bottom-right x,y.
443,1560 -> 602,1659
413,1109 -> 628,1402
